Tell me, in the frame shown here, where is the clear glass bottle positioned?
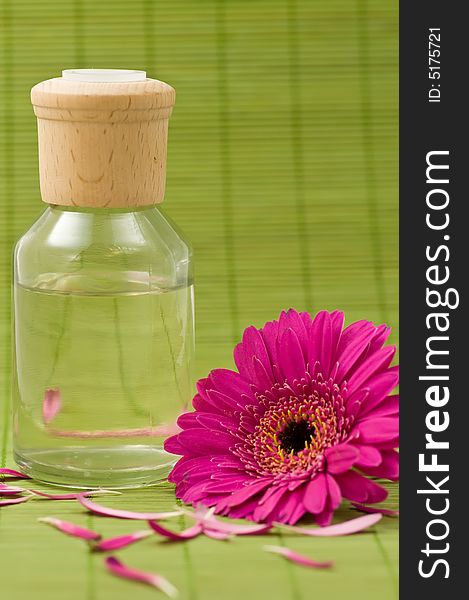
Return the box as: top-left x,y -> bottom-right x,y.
12,69 -> 194,488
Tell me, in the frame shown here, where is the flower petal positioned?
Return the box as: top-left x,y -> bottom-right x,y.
38,517 -> 101,541
148,520 -> 203,541
307,311 -> 333,376
184,476 -> 249,496
359,449 -> 399,481
329,310 -> 345,360
77,495 -> 181,520
169,456 -> 218,484
276,513 -> 382,536
353,445 -> 383,468
194,413 -> 238,432
355,417 -> 398,444
314,508 -> 334,527
218,497 -> 260,520
325,444 -> 360,474
0,483 -> 26,496
336,471 -> 388,504
42,388 -> 62,424
204,519 -> 272,535
253,486 -> 288,522
263,545 -> 333,569
164,433 -> 187,455
0,468 -> 30,479
360,394 -> 399,420
279,309 -> 310,356
355,368 -> 399,416
216,478 -> 272,510
260,319 -> 281,369
175,428 -> 234,456
234,326 -> 274,384
368,324 -> 392,355
202,527 -> 231,540
278,328 -> 306,385
326,474 -> 342,510
335,322 -> 377,382
192,392 -> 215,414
204,389 -> 244,417
251,357 -> 275,392
208,369 -> 256,405
303,473 -> 327,514
175,412 -> 200,429
275,486 -> 307,524
0,496 -> 31,507
105,556 -> 178,598
94,530 -> 153,551
347,346 -> 396,395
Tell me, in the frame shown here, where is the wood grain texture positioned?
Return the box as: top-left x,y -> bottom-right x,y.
31,77 -> 175,207
0,0 -> 398,599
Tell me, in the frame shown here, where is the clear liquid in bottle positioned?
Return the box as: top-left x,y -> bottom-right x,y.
13,273 -> 194,488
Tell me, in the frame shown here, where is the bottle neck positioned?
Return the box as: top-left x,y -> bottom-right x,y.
49,204 -> 160,216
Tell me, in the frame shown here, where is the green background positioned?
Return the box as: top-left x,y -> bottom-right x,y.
0,0 -> 398,598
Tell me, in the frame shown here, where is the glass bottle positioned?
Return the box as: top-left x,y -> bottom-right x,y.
12,69 -> 194,488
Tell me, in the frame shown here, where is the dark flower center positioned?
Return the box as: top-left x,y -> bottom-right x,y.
278,420 -> 316,454
237,372 -> 351,476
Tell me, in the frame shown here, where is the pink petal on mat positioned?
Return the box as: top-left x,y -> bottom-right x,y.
183,506 -> 273,536
148,520 -> 203,541
38,517 -> 102,541
204,519 -> 272,536
0,483 -> 26,496
202,527 -> 231,540
42,388 -> 62,424
0,496 -> 31,507
263,545 -> 333,569
352,503 -> 399,517
105,556 -> 178,598
77,494 -> 182,520
0,468 -> 31,479
276,513 -> 382,537
31,489 -> 119,500
94,530 -> 153,552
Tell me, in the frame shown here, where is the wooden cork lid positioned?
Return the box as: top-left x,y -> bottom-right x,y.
31,69 -> 176,208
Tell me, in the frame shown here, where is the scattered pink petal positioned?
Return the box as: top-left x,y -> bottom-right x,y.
0,496 -> 31,507
0,468 -> 31,479
31,489 -> 119,500
352,502 -> 399,517
94,530 -> 153,552
263,545 -> 333,569
193,504 -> 216,519
77,494 -> 182,520
202,527 -> 231,540
205,520 -> 272,536
38,517 -> 102,541
42,388 -> 62,424
184,507 -> 273,536
276,513 -> 382,537
148,520 -> 203,541
105,556 -> 178,598
0,483 -> 26,496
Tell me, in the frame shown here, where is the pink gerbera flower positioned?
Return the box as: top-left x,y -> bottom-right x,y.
165,310 -> 399,526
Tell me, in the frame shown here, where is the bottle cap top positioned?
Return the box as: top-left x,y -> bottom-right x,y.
62,69 -> 147,82
31,69 -> 176,208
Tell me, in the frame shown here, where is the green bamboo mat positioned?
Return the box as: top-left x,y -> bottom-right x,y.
0,1 -> 398,598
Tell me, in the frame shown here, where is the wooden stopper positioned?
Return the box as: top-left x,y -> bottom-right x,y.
31,70 -> 176,208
